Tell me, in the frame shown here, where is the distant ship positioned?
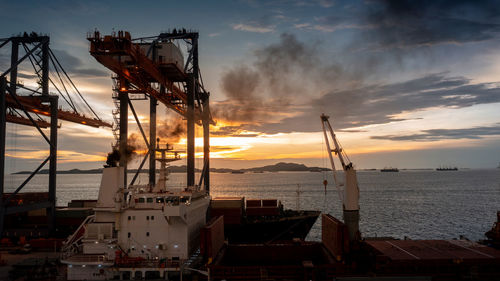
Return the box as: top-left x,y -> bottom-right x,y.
309,168 -> 323,172
381,167 -> 399,172
436,166 -> 458,171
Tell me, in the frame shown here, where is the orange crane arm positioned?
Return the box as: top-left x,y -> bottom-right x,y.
6,94 -> 112,128
87,32 -> 200,119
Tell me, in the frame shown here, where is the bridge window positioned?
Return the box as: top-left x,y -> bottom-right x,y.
166,196 -> 179,206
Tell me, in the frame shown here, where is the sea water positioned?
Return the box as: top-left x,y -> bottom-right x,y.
4,169 -> 500,241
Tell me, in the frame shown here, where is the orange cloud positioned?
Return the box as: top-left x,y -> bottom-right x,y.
6,150 -> 106,163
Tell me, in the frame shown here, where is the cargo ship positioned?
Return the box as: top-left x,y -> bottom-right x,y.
58,141 -> 319,280
380,167 -> 399,172
436,166 -> 458,171
210,197 -> 320,244
60,145 -> 211,280
204,115 -> 500,280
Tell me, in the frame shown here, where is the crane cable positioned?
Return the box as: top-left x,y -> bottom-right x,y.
48,48 -> 102,121
21,43 -> 75,110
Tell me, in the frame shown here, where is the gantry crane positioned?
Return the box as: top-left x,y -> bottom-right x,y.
321,113 -> 360,242
0,33 -> 112,236
87,30 -> 212,191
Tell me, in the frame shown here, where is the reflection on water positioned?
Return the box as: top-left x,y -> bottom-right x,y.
4,169 -> 500,241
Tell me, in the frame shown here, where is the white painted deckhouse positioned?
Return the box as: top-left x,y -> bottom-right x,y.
61,148 -> 210,280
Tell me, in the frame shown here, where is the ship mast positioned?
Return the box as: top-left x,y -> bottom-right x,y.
321,114 -> 360,242
153,139 -> 182,192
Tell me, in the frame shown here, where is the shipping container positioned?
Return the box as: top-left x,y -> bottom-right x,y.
211,197 -> 244,209
262,199 -> 278,207
200,216 -> 225,261
321,214 -> 349,260
246,199 -> 262,208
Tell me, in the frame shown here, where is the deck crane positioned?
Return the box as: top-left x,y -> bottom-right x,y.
321,113 -> 360,242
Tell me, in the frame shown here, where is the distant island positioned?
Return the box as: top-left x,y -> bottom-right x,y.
12,162 -> 331,175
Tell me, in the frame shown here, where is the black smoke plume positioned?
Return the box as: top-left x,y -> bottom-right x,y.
157,116 -> 186,144
213,33 -> 326,125
104,137 -> 138,167
105,149 -> 120,167
212,33 -> 364,133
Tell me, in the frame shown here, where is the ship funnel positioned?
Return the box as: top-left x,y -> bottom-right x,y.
97,167 -> 125,208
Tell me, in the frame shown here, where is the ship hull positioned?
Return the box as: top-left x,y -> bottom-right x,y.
224,210 -> 320,244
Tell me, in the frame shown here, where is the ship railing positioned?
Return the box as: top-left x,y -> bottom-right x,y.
62,253 -> 109,263
116,259 -> 184,269
61,215 -> 95,253
61,236 -> 84,258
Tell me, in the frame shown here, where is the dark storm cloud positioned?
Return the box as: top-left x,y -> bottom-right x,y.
371,124 -> 500,141
253,73 -> 500,133
362,0 -> 500,48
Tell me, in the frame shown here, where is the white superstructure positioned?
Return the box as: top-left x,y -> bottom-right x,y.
139,42 -> 184,72
61,148 -> 210,280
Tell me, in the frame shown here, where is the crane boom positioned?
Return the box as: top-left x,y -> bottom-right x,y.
321,113 -> 360,242
321,117 -> 344,204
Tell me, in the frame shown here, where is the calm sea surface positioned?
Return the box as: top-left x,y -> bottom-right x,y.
4,169 -> 500,242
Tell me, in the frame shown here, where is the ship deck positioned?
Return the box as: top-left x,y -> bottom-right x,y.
366,239 -> 500,262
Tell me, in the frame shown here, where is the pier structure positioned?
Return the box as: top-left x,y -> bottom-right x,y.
87,30 -> 212,191
0,33 -> 111,237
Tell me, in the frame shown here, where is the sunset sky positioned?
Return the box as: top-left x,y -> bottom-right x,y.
1,0 -> 500,173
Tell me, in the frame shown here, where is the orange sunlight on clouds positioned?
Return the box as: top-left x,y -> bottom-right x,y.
6,150 -> 106,163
